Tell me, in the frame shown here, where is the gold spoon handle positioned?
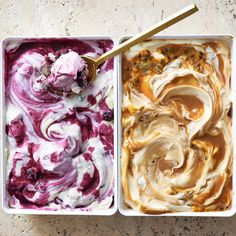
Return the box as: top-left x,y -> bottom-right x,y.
95,4 -> 198,66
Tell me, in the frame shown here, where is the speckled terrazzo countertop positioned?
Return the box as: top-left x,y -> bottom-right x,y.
0,0 -> 236,235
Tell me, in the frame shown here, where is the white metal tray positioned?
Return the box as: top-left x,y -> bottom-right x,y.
1,36 -> 118,215
117,35 -> 236,217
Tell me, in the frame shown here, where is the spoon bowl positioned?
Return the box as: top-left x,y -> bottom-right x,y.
81,55 -> 98,83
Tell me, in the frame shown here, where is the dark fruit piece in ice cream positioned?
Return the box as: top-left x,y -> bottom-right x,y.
77,71 -> 88,88
7,118 -> 25,145
27,167 -> 38,180
103,110 -> 114,121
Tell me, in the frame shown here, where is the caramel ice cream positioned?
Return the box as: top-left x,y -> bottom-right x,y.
121,38 -> 232,214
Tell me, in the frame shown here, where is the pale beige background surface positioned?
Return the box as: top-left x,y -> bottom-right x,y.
0,0 -> 236,235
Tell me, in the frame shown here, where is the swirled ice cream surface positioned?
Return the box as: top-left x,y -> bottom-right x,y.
5,39 -> 114,211
121,38 -> 232,214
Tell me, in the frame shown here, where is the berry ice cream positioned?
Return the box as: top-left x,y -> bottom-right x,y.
4,39 -> 114,211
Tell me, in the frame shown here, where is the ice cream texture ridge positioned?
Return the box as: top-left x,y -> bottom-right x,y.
5,39 -> 114,210
121,39 -> 232,214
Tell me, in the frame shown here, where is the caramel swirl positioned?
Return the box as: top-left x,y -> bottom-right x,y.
121,39 -> 232,214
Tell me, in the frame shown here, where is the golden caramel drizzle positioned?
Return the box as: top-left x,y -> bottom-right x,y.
166,94 -> 204,120
164,74 -> 200,90
193,131 -> 225,169
192,174 -> 225,205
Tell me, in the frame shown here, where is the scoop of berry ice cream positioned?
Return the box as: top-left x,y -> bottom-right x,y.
47,51 -> 88,94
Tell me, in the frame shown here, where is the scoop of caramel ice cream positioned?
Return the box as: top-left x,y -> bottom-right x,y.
121,39 -> 232,214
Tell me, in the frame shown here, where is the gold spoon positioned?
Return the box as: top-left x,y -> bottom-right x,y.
48,4 -> 198,95
82,4 -> 198,82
